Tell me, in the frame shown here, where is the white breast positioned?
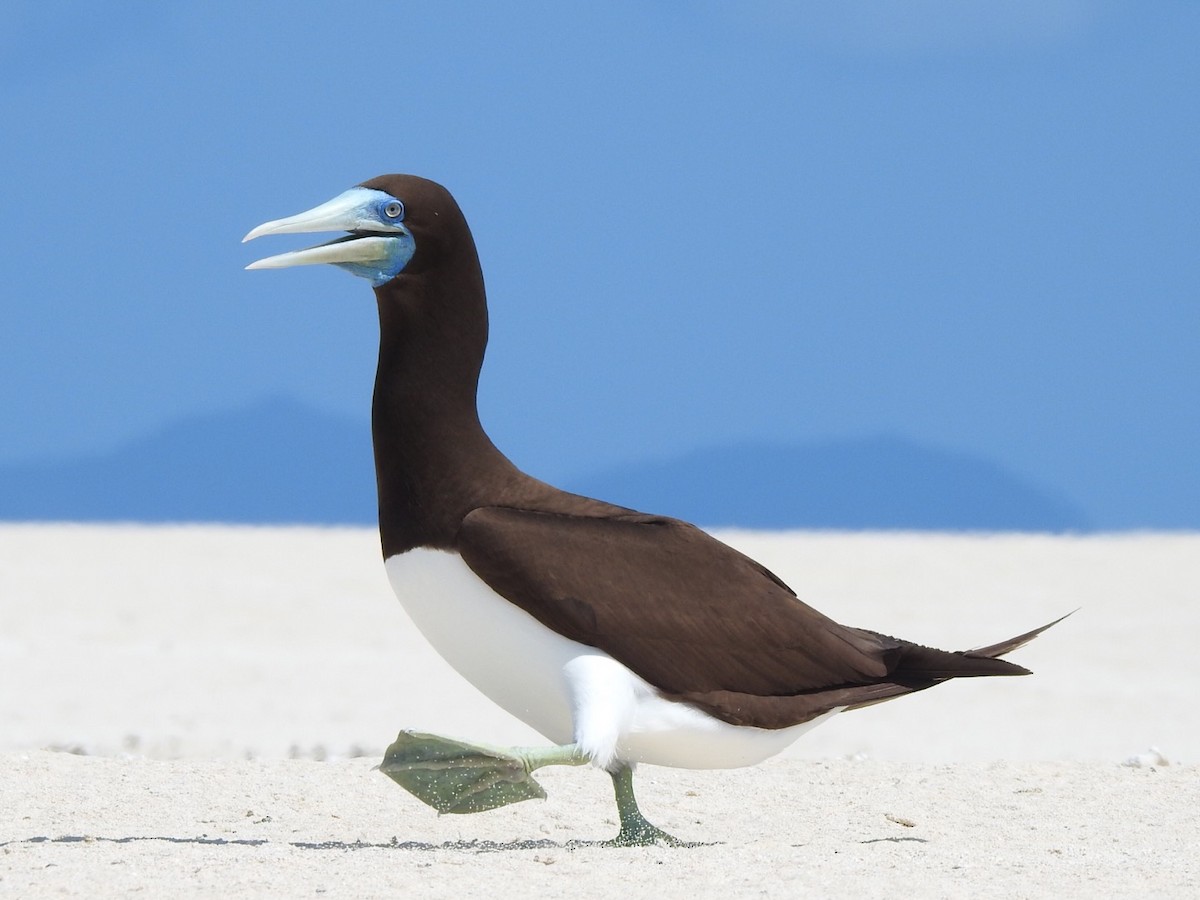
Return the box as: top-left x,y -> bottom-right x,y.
385,548 -> 837,770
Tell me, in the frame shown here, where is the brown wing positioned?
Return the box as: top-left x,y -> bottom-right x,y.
457,506 -> 1041,729
458,507 -> 887,684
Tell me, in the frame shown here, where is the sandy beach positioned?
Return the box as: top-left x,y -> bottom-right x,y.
2,525 -> 1197,896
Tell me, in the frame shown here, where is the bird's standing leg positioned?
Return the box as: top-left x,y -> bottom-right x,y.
380,731 -> 696,846
379,730 -> 587,815
607,763 -> 690,847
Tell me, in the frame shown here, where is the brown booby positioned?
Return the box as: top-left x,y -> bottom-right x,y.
243,175 -> 1064,846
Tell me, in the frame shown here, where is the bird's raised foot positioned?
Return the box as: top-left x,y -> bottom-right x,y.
378,730 -> 548,815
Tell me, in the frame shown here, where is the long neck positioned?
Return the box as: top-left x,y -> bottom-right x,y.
371,258 -> 521,557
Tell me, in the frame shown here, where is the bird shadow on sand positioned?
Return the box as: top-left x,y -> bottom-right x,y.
2,834 -> 713,852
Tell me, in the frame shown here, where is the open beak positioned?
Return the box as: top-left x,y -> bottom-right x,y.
242,187 -> 415,285
243,234 -> 402,271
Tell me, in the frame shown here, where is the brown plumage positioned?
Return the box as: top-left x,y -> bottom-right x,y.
255,172 -> 1070,744
354,173 -> 1064,733
246,172 -> 1070,844
457,506 -> 1065,729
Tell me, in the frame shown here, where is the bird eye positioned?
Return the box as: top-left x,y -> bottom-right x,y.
383,201 -> 405,220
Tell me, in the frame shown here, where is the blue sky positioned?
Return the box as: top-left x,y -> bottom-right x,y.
1,2 -> 1197,527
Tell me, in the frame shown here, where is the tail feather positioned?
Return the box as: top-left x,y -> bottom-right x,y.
855,609 -> 1074,683
895,642 -> 1032,679
968,609 -> 1076,660
686,610 -> 1074,726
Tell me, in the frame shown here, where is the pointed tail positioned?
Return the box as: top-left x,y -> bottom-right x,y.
862,609 -> 1076,682
967,609 -> 1076,661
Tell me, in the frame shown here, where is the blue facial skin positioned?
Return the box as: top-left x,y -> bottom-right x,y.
334,231 -> 416,287
332,192 -> 416,287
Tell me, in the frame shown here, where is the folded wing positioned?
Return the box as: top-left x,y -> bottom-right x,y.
457,507 -> 1045,729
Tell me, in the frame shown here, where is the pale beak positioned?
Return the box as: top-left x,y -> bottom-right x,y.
242,187 -> 415,286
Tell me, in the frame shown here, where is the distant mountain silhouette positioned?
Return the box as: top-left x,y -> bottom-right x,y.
568,438 -> 1091,531
0,398 -> 376,524
0,401 -> 1089,529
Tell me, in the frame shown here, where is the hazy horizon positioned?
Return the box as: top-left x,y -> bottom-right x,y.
0,397 -> 1116,531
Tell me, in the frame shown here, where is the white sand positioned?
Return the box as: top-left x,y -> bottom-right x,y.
2,525 -> 1197,896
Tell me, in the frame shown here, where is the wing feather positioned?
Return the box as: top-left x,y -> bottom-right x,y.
457,507 -> 888,697
456,506 -> 1053,729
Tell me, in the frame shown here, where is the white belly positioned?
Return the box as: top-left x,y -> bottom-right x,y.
385,548 -> 837,770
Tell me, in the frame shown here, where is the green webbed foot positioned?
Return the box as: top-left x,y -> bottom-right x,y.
379,732 -> 703,845
379,731 -> 584,815
609,816 -> 694,847
607,763 -> 701,847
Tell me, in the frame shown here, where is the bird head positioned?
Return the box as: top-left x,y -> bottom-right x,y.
243,175 -> 464,287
